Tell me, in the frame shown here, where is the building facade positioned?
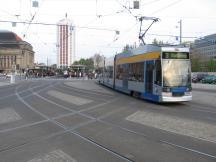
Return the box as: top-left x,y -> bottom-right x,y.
57,19 -> 75,69
0,30 -> 34,73
191,34 -> 216,59
191,34 -> 216,71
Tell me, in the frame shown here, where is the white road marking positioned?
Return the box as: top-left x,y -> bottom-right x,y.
0,108 -> 22,124
27,149 -> 77,162
47,90 -> 92,106
126,111 -> 216,143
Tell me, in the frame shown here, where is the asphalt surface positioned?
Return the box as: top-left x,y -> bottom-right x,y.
0,79 -> 215,162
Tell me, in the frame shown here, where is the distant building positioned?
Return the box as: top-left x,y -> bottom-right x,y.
57,18 -> 75,69
191,33 -> 216,59
0,30 -> 34,73
191,34 -> 216,72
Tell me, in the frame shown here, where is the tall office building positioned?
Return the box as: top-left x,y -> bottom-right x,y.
191,33 -> 216,59
57,18 -> 75,68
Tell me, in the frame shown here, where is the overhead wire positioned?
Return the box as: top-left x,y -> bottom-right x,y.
0,20 -> 118,32
115,0 -> 137,19
150,0 -> 183,15
23,0 -> 46,38
146,33 -> 197,38
0,8 -> 16,17
141,0 -> 161,6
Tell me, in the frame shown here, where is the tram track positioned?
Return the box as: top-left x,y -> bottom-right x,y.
10,82 -> 135,162
60,81 -> 116,98
184,101 -> 216,113
53,85 -> 111,103
2,80 -> 214,161
0,81 -> 52,101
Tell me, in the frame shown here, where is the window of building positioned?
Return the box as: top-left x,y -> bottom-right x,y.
11,56 -> 14,65
4,56 -> 6,68
7,56 -> 10,68
0,56 -> 2,67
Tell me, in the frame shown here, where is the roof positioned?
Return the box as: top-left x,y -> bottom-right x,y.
0,30 -> 22,42
57,19 -> 73,25
0,30 -> 23,48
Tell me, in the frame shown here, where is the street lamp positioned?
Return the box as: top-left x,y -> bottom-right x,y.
176,20 -> 182,44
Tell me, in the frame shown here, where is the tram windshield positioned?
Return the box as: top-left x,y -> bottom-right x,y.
162,60 -> 191,87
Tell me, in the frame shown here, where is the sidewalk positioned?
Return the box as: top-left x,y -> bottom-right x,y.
192,83 -> 216,91
0,76 -> 25,87
0,81 -> 11,87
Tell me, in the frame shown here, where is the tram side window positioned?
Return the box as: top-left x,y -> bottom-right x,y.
155,60 -> 162,85
128,62 -> 144,82
122,64 -> 129,79
107,66 -> 113,78
116,65 -> 123,80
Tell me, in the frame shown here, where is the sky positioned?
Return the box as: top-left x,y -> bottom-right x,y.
0,0 -> 216,65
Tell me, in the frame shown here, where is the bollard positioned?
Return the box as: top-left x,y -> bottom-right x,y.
10,74 -> 15,84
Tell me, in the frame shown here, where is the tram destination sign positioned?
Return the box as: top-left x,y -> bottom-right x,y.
162,52 -> 189,59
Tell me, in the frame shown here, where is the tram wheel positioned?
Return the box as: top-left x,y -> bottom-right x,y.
131,91 -> 140,98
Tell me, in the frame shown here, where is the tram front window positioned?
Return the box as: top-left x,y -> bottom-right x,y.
162,60 -> 191,87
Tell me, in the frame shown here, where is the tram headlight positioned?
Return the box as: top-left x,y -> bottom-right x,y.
186,87 -> 192,92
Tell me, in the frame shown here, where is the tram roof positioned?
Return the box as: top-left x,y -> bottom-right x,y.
116,44 -> 189,59
116,44 -> 160,59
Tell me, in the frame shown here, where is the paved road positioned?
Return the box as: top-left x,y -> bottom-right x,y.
0,79 -> 215,162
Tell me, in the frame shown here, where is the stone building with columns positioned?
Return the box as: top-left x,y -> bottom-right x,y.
0,30 -> 34,73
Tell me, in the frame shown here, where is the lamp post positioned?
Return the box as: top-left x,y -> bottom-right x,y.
179,19 -> 182,44
10,62 -> 16,84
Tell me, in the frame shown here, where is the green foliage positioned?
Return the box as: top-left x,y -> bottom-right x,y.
191,57 -> 201,72
207,58 -> 216,72
122,44 -> 135,52
152,38 -> 164,45
191,57 -> 216,72
72,58 -> 94,68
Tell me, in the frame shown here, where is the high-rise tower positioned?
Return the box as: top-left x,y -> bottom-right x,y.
57,18 -> 75,68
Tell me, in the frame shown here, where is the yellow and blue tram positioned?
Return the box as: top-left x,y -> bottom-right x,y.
99,44 -> 192,102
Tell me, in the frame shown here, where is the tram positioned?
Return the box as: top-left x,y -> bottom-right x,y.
98,44 -> 192,102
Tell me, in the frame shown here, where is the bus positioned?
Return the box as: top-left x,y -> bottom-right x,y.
98,44 -> 192,102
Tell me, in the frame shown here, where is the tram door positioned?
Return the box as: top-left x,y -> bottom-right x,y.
145,61 -> 154,93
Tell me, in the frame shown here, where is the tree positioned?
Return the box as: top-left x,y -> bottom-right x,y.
152,38 -> 158,45
122,44 -> 135,52
72,58 -> 94,69
122,44 -> 130,52
191,53 -> 208,72
152,38 -> 164,45
207,58 -> 216,72
73,61 -> 79,65
93,53 -> 103,68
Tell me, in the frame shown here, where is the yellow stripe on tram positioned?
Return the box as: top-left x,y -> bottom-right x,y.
116,51 -> 161,65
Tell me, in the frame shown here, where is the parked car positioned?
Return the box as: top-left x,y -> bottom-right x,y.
201,75 -> 216,84
192,73 -> 208,83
